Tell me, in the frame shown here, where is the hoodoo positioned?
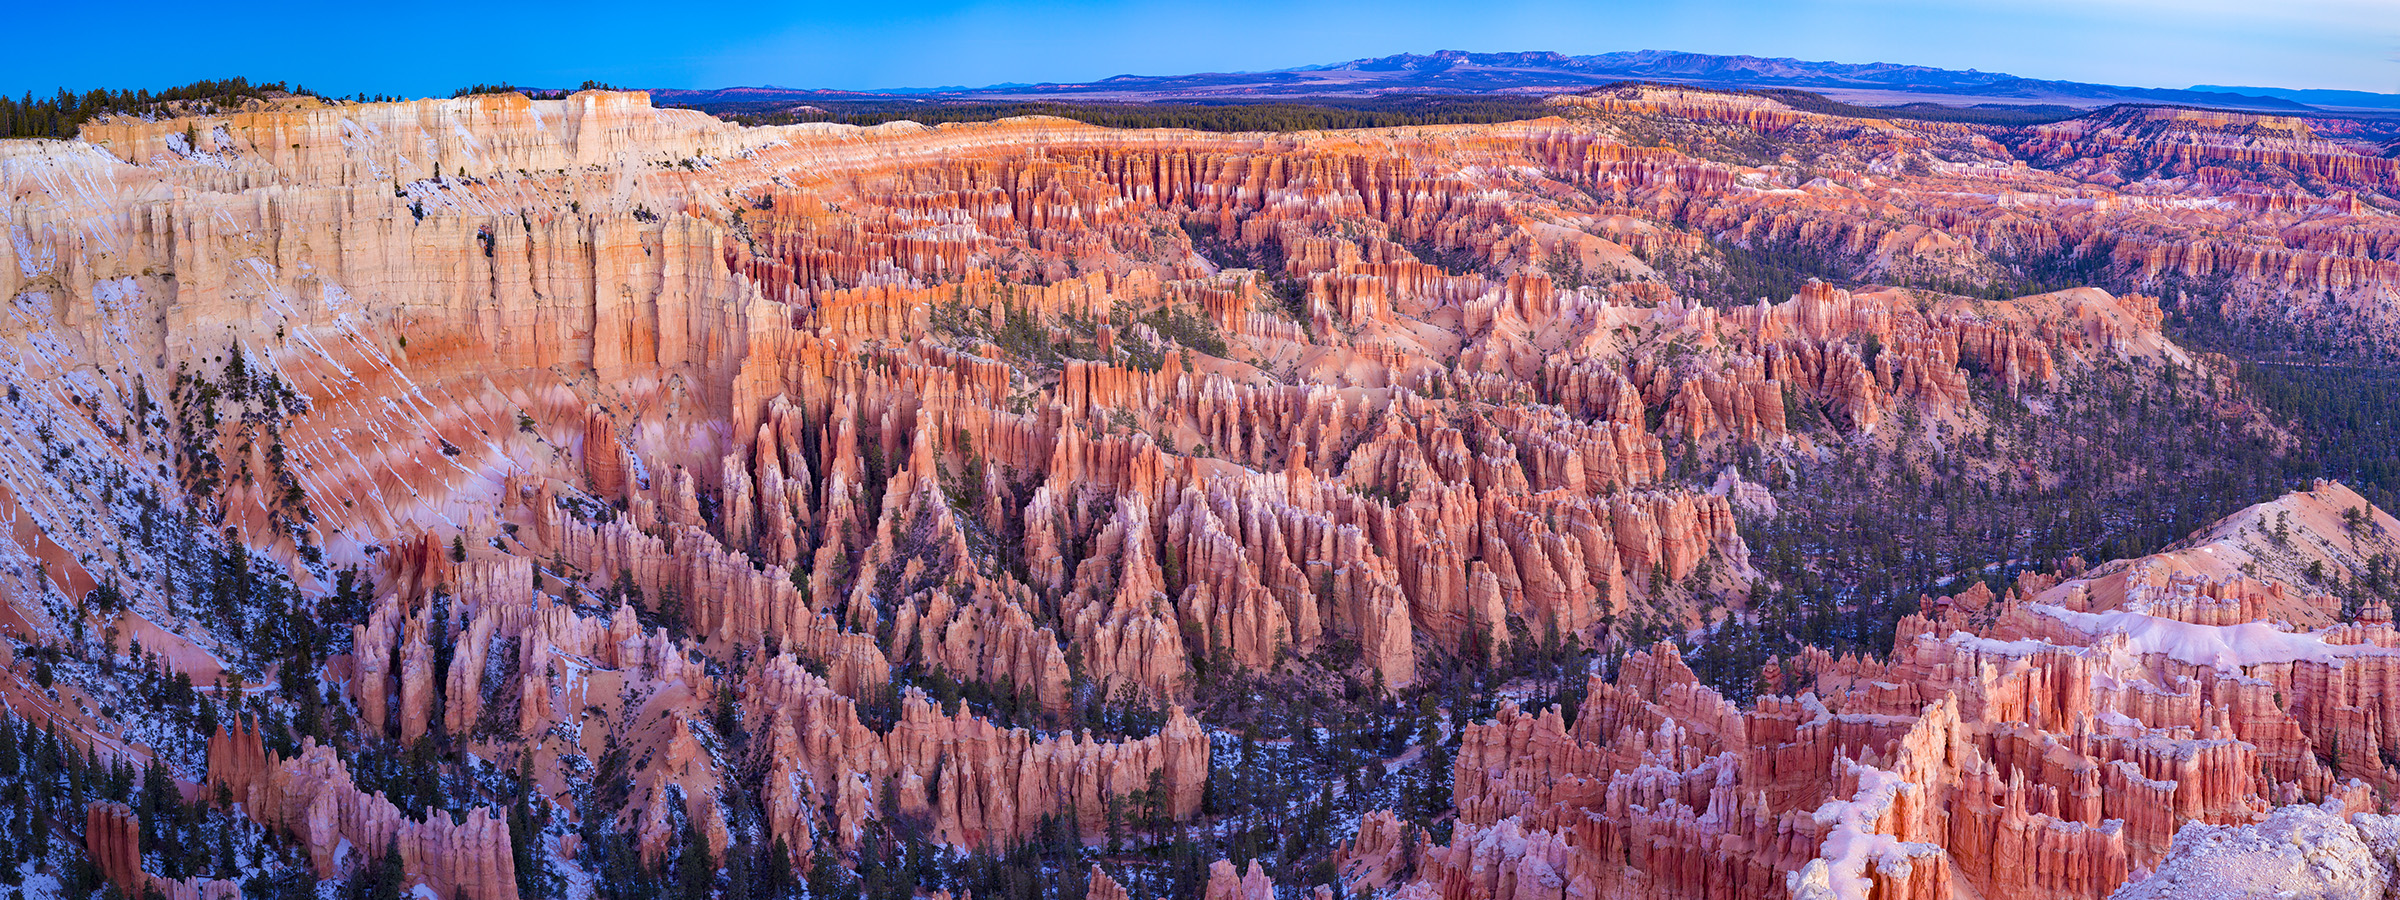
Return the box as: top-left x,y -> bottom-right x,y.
0,63 -> 2394,900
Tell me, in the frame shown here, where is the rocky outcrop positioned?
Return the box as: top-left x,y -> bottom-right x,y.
85,801 -> 143,892
1386,484 -> 2400,900
1336,809 -> 1426,892
742,653 -> 1208,858
207,721 -> 518,900
1203,860 -> 1277,900
1086,866 -> 1139,900
2019,107 -> 2400,194
2111,802 -> 2398,900
85,802 -> 242,900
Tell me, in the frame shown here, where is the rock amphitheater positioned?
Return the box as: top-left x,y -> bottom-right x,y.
5,85 -> 2400,900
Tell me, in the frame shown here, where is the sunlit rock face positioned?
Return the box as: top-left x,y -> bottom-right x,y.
4,85 -> 2399,900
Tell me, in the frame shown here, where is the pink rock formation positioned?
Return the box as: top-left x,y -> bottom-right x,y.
1,82 -> 2392,900
1203,860 -> 1277,900
742,652 -> 1206,858
1382,482 -> 2400,900
85,801 -> 143,892
86,802 -> 243,900
208,721 -> 519,900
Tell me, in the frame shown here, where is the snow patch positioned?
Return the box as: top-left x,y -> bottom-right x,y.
2112,802 -> 2389,900
1790,762 -> 1942,900
2034,604 -> 2399,671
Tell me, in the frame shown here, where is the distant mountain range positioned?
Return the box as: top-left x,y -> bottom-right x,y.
649,50 -> 2400,114
2190,85 -> 2400,111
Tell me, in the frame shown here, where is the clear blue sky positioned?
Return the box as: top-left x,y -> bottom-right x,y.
3,0 -> 2394,98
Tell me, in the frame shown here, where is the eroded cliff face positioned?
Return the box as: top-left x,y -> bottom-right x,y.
1342,480 -> 2400,900
0,86 -> 2388,899
1546,86 -> 2400,356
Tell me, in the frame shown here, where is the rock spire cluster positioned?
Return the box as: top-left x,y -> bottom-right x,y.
0,84 -> 2393,899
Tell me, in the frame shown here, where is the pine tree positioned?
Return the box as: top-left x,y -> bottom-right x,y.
675,829 -> 716,900
760,837 -> 794,900
805,840 -> 848,899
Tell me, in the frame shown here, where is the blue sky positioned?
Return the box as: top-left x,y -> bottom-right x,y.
3,0 -> 2394,98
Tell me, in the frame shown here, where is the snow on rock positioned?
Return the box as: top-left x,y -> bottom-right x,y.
1788,760 -> 1941,900
2034,604 -> 2399,671
2110,802 -> 2390,900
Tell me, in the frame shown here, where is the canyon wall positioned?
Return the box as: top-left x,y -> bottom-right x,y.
0,85 -> 2392,899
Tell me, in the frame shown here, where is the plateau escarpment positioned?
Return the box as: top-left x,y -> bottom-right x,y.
0,85 -> 2391,900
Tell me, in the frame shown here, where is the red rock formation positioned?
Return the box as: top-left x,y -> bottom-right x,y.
86,801 -> 143,892
208,721 -> 519,900
1336,809 -> 1427,892
1203,860 -> 1277,900
1086,866 -> 1139,900
8,85 -> 2266,724
7,83 -> 2396,900
86,802 -> 244,900
1391,483 -> 2400,900
2018,107 -> 2400,193
742,652 -> 1207,859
